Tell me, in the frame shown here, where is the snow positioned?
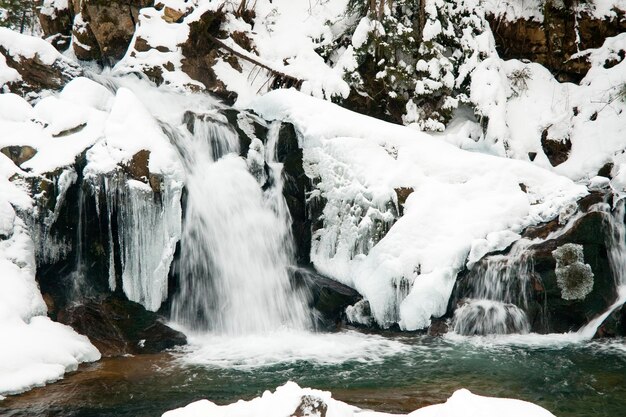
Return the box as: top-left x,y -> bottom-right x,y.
162,381 -> 556,417
115,0 -> 353,105
464,31 -> 626,182
252,89 -> 586,330
0,26 -> 72,66
0,157 -> 99,396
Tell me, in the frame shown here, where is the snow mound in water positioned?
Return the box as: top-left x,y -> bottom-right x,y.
162,381 -> 556,417
177,330 -> 410,368
251,89 -> 587,331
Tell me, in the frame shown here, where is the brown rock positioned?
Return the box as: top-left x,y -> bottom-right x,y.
541,129 -> 571,167
1,146 -> 37,167
0,38 -> 82,96
395,187 -> 414,216
79,0 -> 153,61
57,297 -> 187,357
39,3 -> 74,51
72,15 -> 102,61
162,6 -> 185,23
123,149 -> 151,182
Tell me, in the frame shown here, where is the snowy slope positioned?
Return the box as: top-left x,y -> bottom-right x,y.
162,381 -> 556,417
0,153 -> 99,397
252,89 -> 587,330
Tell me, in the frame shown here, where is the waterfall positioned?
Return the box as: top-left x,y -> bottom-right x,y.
452,243 -> 535,335
578,199 -> 626,338
170,113 -> 311,334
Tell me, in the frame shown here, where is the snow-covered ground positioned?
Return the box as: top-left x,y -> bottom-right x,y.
162,381 -> 556,417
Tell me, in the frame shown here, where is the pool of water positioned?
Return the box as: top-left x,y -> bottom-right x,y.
2,330 -> 626,417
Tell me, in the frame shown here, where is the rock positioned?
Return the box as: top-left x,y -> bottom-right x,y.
179,9 -> 237,100
487,8 -> 626,82
594,303 -> 626,338
597,162 -> 614,179
57,296 -> 186,357
395,187 -> 414,216
1,146 -> 37,167
292,395 -> 328,417
529,210 -> 617,333
72,13 -> 102,61
79,0 -> 152,61
276,123 -> 312,264
541,129 -> 571,167
293,268 -> 362,328
124,149 -> 151,182
162,6 -> 186,23
0,35 -> 82,97
39,0 -> 75,51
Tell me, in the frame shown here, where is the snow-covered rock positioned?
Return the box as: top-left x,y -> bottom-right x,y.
162,381 -> 556,417
252,89 -> 587,330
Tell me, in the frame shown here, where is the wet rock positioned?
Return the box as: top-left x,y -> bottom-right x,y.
294,269 -> 362,328
427,318 -> 449,336
597,162 -> 614,179
1,146 -> 37,167
530,210 -> 617,333
292,395 -> 328,417
276,123 -> 312,264
57,296 -> 186,357
594,303 -> 626,338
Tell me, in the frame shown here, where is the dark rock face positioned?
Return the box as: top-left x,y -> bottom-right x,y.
276,123 -> 313,265
57,296 -> 186,357
293,268 -> 362,328
488,8 -> 626,82
529,210 -> 616,333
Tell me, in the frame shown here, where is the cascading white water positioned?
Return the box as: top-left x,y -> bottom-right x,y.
170,113 -> 311,334
452,242 -> 535,335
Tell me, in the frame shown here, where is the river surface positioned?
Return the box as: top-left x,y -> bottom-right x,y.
2,330 -> 626,417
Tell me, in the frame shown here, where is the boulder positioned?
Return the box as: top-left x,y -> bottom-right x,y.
0,32 -> 82,97
57,296 -> 186,357
79,0 -> 153,61
293,268 -> 362,328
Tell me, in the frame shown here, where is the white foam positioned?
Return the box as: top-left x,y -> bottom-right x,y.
175,329 -> 411,369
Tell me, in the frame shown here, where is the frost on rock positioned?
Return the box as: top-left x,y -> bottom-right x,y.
553,243 -> 594,300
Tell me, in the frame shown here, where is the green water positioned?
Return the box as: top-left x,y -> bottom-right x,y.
3,334 -> 626,417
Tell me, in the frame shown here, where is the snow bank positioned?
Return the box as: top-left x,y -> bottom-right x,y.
162,381 -> 556,417
466,32 -> 626,181
252,89 -> 586,330
0,156 -> 99,396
